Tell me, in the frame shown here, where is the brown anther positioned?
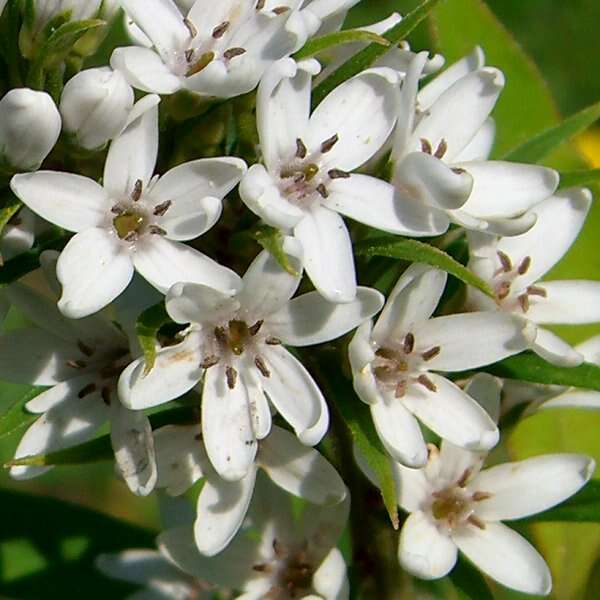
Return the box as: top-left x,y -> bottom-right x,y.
124,231 -> 137,242
420,138 -> 433,154
212,21 -> 230,38
77,340 -> 95,357
255,356 -> 271,377
266,336 -> 282,345
403,332 -> 415,354
417,374 -> 437,392
131,179 -> 143,202
249,320 -> 264,336
451,167 -> 466,175
183,17 -> 197,38
293,173 -> 305,183
78,383 -> 97,399
295,138 -> 307,159
185,48 -> 194,63
214,326 -> 228,345
255,0 -> 266,9
316,183 -> 329,198
467,514 -> 486,530
186,51 -> 215,76
527,285 -> 547,298
421,346 -> 441,361
253,563 -> 270,572
497,250 -> 512,273
434,138 -> 448,159
375,347 -> 397,360
273,538 -> 285,557
111,205 -> 125,215
328,168 -> 350,179
457,468 -> 471,488
395,380 -> 407,398
518,293 -> 530,313
518,255 -> 532,275
472,491 -> 492,502
149,225 -> 167,235
226,366 -> 237,389
496,281 -> 511,300
67,359 -> 87,369
101,386 -> 111,405
200,355 -> 220,369
224,47 -> 246,60
153,200 -> 172,216
320,133 -> 339,153
272,6 -> 290,14
99,364 -> 124,379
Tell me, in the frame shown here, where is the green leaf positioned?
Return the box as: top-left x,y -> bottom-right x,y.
311,0 -> 442,108
559,168 -> 600,190
0,387 -> 41,440
293,29 -> 390,61
0,196 -> 22,236
478,352 -> 600,391
502,101 -> 600,163
449,556 -> 494,600
354,236 -> 494,297
135,301 -> 170,375
251,223 -> 299,276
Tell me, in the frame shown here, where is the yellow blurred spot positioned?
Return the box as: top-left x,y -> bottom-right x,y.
577,128 -> 600,167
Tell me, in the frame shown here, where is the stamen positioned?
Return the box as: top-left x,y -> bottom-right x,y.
253,563 -> 271,573
497,250 -> 512,273
320,133 -> 339,153
273,538 -> 285,557
226,366 -> 237,389
255,0 -> 265,9
249,320 -> 264,336
527,285 -> 547,298
187,51 -> 215,77
78,383 -> 97,399
212,21 -> 230,39
403,332 -> 415,354
417,374 -> 437,392
111,205 -> 125,215
255,356 -> 271,377
421,346 -> 441,361
185,48 -> 194,63
67,359 -> 87,369
375,347 -> 397,360
395,380 -> 407,398
472,491 -> 492,501
518,293 -> 530,313
149,225 -> 166,235
451,167 -> 466,175
77,340 -> 95,357
124,231 -> 137,242
328,168 -> 350,179
316,183 -> 328,198
153,200 -> 172,216
496,281 -> 511,300
266,336 -> 282,345
214,326 -> 228,345
517,256 -> 531,275
200,355 -> 220,369
272,6 -> 290,14
434,138 -> 447,159
183,17 -> 197,38
467,514 -> 486,530
131,179 -> 143,202
295,138 -> 307,159
420,138 -> 433,154
224,47 -> 246,60
101,386 -> 111,405
457,468 -> 471,488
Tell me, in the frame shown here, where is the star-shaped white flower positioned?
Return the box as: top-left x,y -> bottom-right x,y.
390,375 -> 595,595
11,95 -> 245,318
0,252 -> 157,495
349,263 -> 536,467
119,238 -> 383,480
389,49 -> 559,236
467,187 -> 600,366
112,0 -> 317,98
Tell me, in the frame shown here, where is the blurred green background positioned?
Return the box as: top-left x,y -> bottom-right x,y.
1,0 -> 600,598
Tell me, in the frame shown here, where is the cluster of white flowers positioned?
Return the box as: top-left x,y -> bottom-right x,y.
0,1 -> 598,598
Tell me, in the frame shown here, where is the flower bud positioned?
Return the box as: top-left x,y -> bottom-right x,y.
60,67 -> 134,150
0,88 -> 61,171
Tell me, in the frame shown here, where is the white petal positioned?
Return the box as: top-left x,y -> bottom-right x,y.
403,374 -> 499,452
57,229 -> 134,318
451,208 -> 537,237
398,511 -> 457,579
464,373 -> 502,424
259,426 -> 346,504
118,331 -> 203,410
456,161 -> 559,219
532,327 -> 583,367
453,118 -> 495,162
270,286 -> 382,347
471,454 -> 595,521
10,172 -> 107,232
166,282 -> 240,325
438,440 -> 486,486
260,345 -> 328,446
370,399 -> 427,468
349,321 -> 381,406
195,467 -> 257,556
412,67 -> 504,162
307,67 -> 400,171
110,401 -> 157,496
241,365 -> 272,440
419,312 -> 535,372
452,522 -> 552,595
294,205 -> 356,303
523,280 -> 600,325
393,461 -> 431,512
133,236 -> 240,294
312,548 -> 349,600
202,364 -> 257,480
326,173 -> 449,236
576,334 -> 600,363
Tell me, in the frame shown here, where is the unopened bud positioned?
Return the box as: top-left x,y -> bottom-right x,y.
0,88 -> 61,171
60,67 -> 134,150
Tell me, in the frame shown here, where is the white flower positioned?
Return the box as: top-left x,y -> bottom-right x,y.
0,252 -> 157,496
119,239 -> 383,480
11,95 -> 245,318
240,58 -> 423,303
154,423 -> 347,555
298,0 -> 359,36
349,263 -> 536,467
60,67 -> 134,150
0,207 -> 41,263
391,375 -> 595,595
0,88 -> 61,171
467,187 -> 600,366
112,0 -> 316,98
159,478 -> 350,600
389,49 -> 559,236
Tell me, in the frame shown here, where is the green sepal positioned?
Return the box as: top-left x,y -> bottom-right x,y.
135,301 -> 171,375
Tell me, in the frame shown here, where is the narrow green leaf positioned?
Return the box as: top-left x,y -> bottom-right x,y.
44,18 -> 106,57
355,236 -> 494,297
294,29 -> 390,61
251,223 -> 299,276
559,168 -> 600,190
135,301 -> 170,375
0,196 -> 22,236
478,352 -> 600,391
517,481 -> 600,523
502,101 -> 600,163
0,387 -> 42,439
449,556 -> 494,600
311,0 -> 441,108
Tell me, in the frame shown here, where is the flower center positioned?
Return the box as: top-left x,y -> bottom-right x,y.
113,209 -> 145,240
